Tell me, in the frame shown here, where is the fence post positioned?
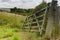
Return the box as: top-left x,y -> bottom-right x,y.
45,0 -> 59,40
51,0 -> 60,40
40,4 -> 48,36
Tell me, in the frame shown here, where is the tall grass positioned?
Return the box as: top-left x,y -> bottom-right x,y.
0,12 -> 26,40
0,12 -> 41,40
0,12 -> 26,28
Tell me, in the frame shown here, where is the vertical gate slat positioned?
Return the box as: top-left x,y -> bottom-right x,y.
33,14 -> 41,34
40,6 -> 48,36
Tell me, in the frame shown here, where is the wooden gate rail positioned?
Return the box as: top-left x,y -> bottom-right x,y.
22,0 -> 60,40
22,3 -> 50,35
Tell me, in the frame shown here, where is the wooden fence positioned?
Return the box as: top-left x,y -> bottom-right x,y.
23,4 -> 50,36
22,0 -> 60,40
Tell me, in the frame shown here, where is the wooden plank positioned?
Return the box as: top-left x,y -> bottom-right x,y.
22,17 -> 28,28
33,13 -> 41,34
39,20 -> 43,23
30,26 -> 39,29
34,6 -> 49,14
25,20 -> 43,25
30,30 -> 39,32
45,1 -> 59,39
40,6 -> 48,36
36,14 -> 44,18
27,6 -> 49,19
26,16 -> 31,32
28,14 -> 44,20
23,27 -> 30,29
23,3 -> 49,34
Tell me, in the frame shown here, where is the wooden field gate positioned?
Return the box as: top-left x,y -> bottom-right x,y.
22,0 -> 60,40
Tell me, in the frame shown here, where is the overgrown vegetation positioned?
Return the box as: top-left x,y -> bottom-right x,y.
0,0 -> 48,40
0,12 -> 26,40
10,7 -> 34,16
10,0 -> 46,16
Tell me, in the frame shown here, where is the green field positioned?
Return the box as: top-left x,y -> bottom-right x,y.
0,12 -> 26,40
0,12 -> 40,40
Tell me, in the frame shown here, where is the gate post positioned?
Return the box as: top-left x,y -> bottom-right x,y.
51,0 -> 60,40
45,0 -> 60,40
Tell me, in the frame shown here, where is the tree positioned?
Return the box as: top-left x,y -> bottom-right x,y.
10,7 -> 17,13
35,0 -> 47,11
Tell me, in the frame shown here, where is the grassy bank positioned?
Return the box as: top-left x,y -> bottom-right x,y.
0,12 -> 26,40
0,12 -> 40,40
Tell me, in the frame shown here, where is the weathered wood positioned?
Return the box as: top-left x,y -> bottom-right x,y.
45,0 -> 59,40
30,30 -> 39,32
36,14 -> 44,18
40,6 -> 48,36
25,20 -> 43,25
33,13 -> 41,35
30,26 -> 39,29
23,0 -> 60,40
26,16 -> 31,32
27,6 -> 49,19
23,4 -> 49,36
